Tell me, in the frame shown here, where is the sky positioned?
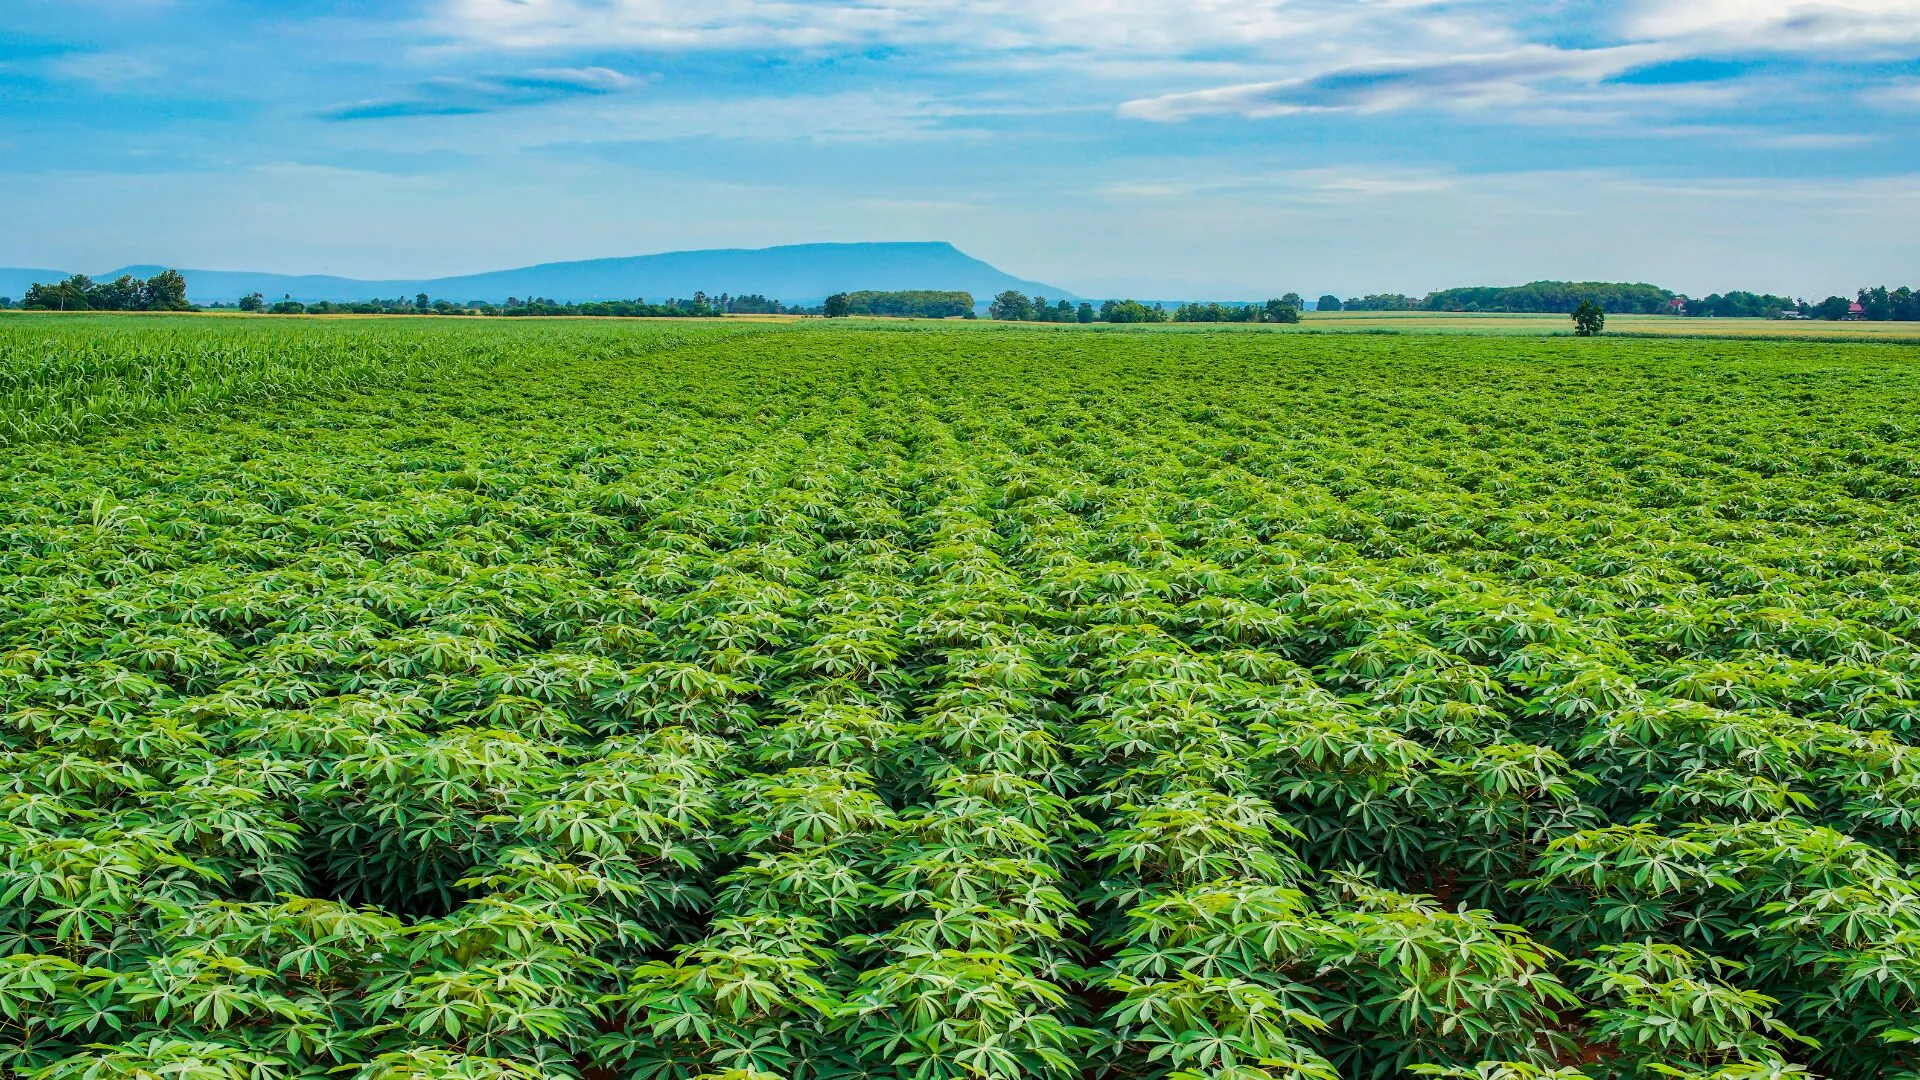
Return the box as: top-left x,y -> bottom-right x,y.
3,0 -> 1918,300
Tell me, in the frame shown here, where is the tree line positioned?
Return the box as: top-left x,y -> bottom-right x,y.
1411,280 -> 1920,321
8,273 -> 1920,325
11,271 -> 191,312
823,290 -> 975,318
1422,281 -> 1677,314
981,290 -> 1304,324
232,290 -> 810,317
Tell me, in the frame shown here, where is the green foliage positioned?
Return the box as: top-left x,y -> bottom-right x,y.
839,292 -> 973,319
1572,302 -> 1605,336
989,291 -> 1035,321
1851,286 -> 1920,322
3,317 -> 1920,1080
1684,293 -> 1800,319
1171,302 -> 1298,325
21,271 -> 193,313
0,317 -> 760,448
1099,299 -> 1167,323
1425,282 -> 1676,315
1341,294 -> 1415,312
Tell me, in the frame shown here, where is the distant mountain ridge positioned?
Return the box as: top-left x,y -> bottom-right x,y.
0,242 -> 1073,306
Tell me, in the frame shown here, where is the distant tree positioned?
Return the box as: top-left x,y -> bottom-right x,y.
1099,299 -> 1164,324
839,291 -> 972,318
1683,291 -> 1799,319
823,293 -> 852,318
1317,295 -> 1342,311
1424,280 -> 1672,314
989,290 -> 1033,321
1345,293 -> 1415,311
93,275 -> 143,311
1077,301 -> 1094,324
413,292 -> 430,311
140,269 -> 191,311
23,275 -> 95,311
1571,300 -> 1605,336
238,292 -> 265,312
0,297 -> 11,309
22,270 -> 190,312
62,275 -> 99,309
722,293 -> 797,315
1811,296 -> 1851,320
1264,298 -> 1301,324
269,300 -> 306,314
1280,292 -> 1303,309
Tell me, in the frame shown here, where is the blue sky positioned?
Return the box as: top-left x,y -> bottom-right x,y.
4,0 -> 1918,299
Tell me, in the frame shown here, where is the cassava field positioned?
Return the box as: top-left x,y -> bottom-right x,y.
7,315 -> 1920,1080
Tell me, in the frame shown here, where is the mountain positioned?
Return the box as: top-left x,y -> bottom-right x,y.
0,268 -> 73,301
2,243 -> 1071,306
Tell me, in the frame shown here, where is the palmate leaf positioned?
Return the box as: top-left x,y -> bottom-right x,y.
30,1036 -> 286,1080
7,317 -> 1920,1080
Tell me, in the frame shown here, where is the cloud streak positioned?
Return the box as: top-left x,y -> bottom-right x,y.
1628,0 -> 1920,52
423,0 -> 1920,130
427,0 -> 1512,59
1119,45 -> 1672,120
322,66 -> 637,121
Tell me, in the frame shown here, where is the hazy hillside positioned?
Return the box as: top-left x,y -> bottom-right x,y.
2,243 -> 1070,306
0,268 -> 73,301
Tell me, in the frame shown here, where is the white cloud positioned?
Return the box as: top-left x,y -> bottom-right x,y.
431,0 -> 1513,60
1120,44 -> 1671,119
320,66 -> 642,120
1744,131 -> 1881,148
416,0 -> 1899,139
314,87 -> 1003,146
1866,78 -> 1920,104
1630,0 -> 1920,51
423,0 -> 1920,131
512,66 -> 637,91
47,51 -> 167,87
1090,167 -> 1460,202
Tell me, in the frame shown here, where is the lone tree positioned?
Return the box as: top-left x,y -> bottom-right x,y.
1317,294 -> 1342,312
989,290 -> 1033,321
1572,299 -> 1606,336
823,293 -> 851,318
1263,298 -> 1302,323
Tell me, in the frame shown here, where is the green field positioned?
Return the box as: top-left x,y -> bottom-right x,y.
6,315 -> 1920,1080
1300,310 -> 1920,340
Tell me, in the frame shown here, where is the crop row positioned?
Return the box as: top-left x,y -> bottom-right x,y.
0,316 -> 767,446
3,322 -> 1920,1080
